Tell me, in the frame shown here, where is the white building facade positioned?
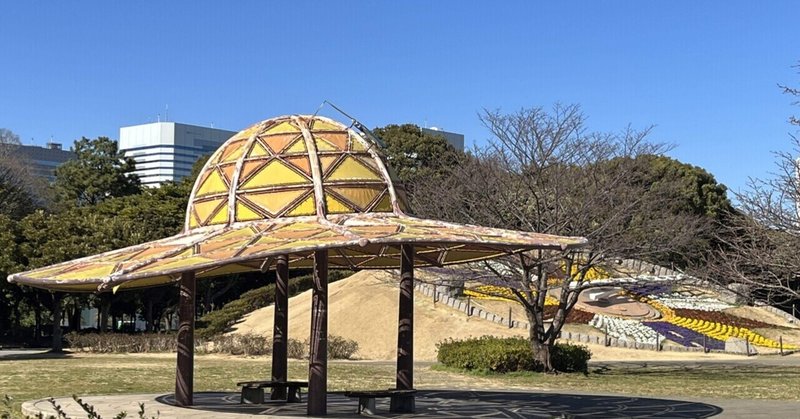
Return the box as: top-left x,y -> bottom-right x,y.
119,122 -> 235,187
421,127 -> 465,150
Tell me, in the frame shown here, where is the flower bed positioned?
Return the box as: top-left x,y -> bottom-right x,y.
673,309 -> 776,329
644,321 -> 725,350
589,314 -> 664,344
668,316 -> 794,349
544,306 -> 594,324
463,285 -> 559,305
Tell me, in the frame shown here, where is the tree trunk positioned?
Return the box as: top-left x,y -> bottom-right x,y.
99,297 -> 110,333
52,293 -> 63,352
34,303 -> 42,344
529,335 -> 553,372
70,303 -> 82,332
145,299 -> 154,332
10,301 -> 20,338
203,287 -> 212,315
526,308 -> 553,372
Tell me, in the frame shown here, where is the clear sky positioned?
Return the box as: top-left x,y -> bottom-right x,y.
1,1 -> 798,193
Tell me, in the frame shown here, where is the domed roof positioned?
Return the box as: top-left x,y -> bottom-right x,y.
185,115 -> 408,230
8,114 -> 588,292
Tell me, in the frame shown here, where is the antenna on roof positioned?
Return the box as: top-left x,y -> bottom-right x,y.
322,100 -> 386,148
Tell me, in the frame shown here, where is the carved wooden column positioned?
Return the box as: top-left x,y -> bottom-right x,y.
175,271 -> 196,407
396,244 -> 414,390
307,250 -> 328,416
271,254 -> 289,400
392,244 -> 415,413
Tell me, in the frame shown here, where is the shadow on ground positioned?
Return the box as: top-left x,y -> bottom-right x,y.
157,390 -> 723,418
0,349 -> 72,361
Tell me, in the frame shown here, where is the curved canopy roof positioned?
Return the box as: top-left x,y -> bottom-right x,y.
8,115 -> 587,292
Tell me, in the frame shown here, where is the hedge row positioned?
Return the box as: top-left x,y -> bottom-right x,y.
437,336 -> 591,373
65,332 -> 359,359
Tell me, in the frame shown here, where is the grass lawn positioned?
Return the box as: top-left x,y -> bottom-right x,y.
1,352 -> 798,414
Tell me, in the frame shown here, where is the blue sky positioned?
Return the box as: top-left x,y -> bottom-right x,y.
1,1 -> 798,193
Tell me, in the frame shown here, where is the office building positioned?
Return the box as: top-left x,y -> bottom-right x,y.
421,127 -> 465,150
8,143 -> 75,181
119,122 -> 236,187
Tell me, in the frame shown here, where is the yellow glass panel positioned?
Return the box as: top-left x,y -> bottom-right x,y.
328,156 -> 381,181
56,264 -> 117,280
314,138 -> 339,151
350,137 -> 367,151
173,247 -> 195,258
220,164 -> 237,183
264,121 -> 299,135
372,194 -> 393,212
239,160 -> 266,184
246,189 -> 307,215
286,195 -> 316,216
284,156 -> 312,176
330,187 -> 382,210
248,141 -> 270,157
138,256 -> 213,273
236,201 -> 262,222
317,134 -> 348,150
314,137 -> 337,151
208,204 -> 229,225
325,193 -> 354,214
220,143 -> 246,163
194,198 -> 225,223
264,134 -> 300,154
240,160 -> 309,189
444,250 -> 502,263
199,263 -> 257,278
196,169 -> 228,196
311,119 -> 341,131
319,155 -> 339,174
189,213 -> 200,228
285,138 -> 307,153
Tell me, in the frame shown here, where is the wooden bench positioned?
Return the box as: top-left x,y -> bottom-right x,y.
344,389 -> 417,415
236,380 -> 308,404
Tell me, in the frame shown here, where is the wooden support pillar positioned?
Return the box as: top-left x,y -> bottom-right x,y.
271,254 -> 289,400
175,271 -> 196,407
396,244 -> 414,391
308,250 -> 328,416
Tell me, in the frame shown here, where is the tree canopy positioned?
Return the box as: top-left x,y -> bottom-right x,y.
54,137 -> 141,206
372,124 -> 461,191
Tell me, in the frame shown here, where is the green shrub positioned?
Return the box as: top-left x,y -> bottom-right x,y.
436,336 -> 591,373
287,338 -> 306,359
65,332 -> 176,353
328,335 -> 359,359
552,341 -> 592,373
196,270 -> 352,337
66,332 -> 271,356
202,334 -> 271,356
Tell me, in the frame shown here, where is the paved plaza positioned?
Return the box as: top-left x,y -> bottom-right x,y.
21,389 -> 798,418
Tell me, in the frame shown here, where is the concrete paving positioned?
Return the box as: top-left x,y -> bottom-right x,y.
21,390 -> 799,418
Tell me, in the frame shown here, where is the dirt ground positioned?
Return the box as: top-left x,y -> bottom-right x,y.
230,271 -> 795,362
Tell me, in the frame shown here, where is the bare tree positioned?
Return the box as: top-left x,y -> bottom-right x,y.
413,105 -> 711,371
0,128 -> 45,218
700,65 -> 800,306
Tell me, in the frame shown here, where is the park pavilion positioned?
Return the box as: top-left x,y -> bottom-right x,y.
8,114 -> 587,415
